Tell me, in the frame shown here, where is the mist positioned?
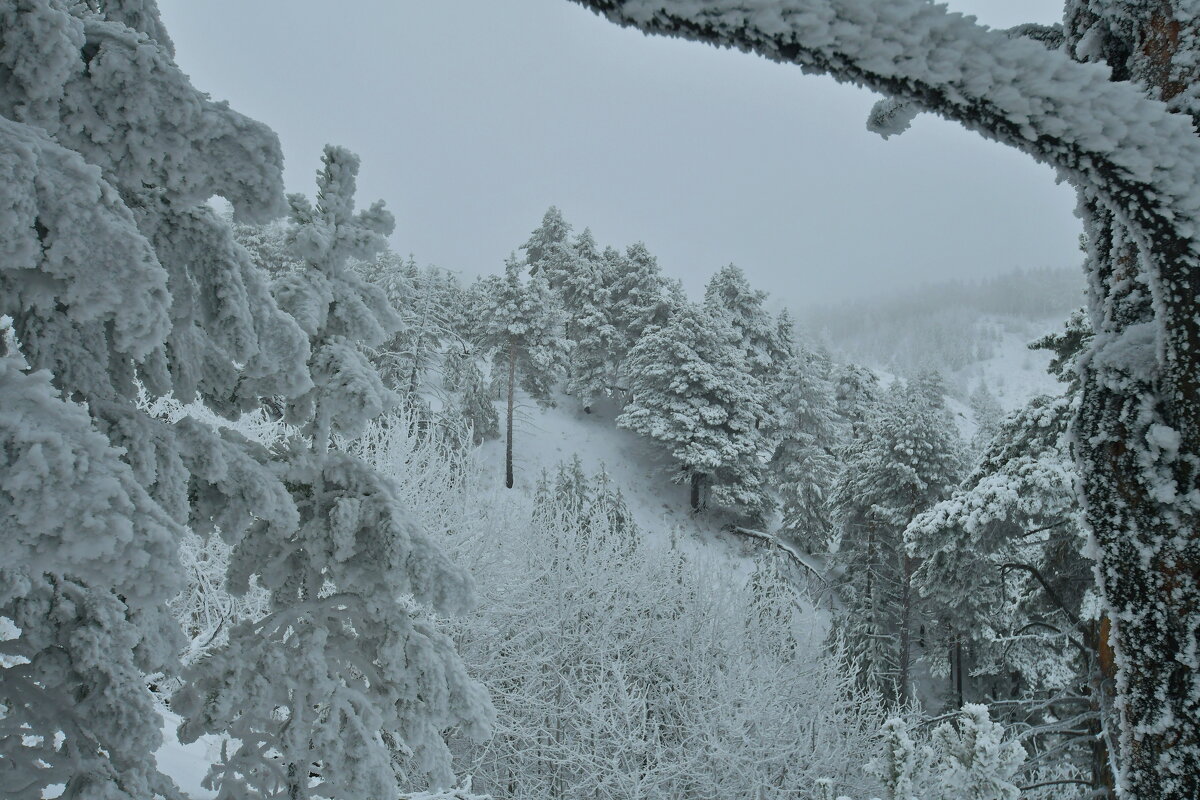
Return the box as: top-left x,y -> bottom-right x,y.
158,0 -> 1081,309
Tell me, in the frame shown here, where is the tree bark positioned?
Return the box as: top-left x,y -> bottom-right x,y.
689,470 -> 705,512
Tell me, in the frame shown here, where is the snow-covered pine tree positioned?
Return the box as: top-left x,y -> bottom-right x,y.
174,147 -> 492,800
930,705 -> 1025,800
769,344 -> 843,553
568,4 -> 1200,793
348,248 -> 416,390
907,313 -> 1105,792
479,255 -> 567,488
521,205 -> 574,291
968,381 -> 1004,452
830,378 -> 964,706
233,216 -> 302,277
833,363 -> 881,442
561,242 -> 619,412
608,241 -> 672,384
447,351 -> 501,445
703,263 -> 780,384
618,301 -> 771,519
865,707 -> 1024,800
1,4 -> 312,796
867,716 -> 925,800
1,321 -> 186,800
361,255 -> 457,399
589,463 -> 638,553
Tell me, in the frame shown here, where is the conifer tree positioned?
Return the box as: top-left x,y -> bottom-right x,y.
608,241 -> 672,381
703,263 -> 779,383
770,346 -> 843,553
0,4 -> 310,795
830,379 -> 964,705
449,352 -> 501,445
968,381 -> 1005,452
175,148 -> 492,799
618,302 -> 771,519
521,205 -> 574,291
833,363 -> 881,441
589,463 -> 638,553
907,315 -> 1105,790
561,242 -> 618,412
480,256 -> 567,488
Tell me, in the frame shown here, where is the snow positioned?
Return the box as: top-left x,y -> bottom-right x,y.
956,320 -> 1062,411
155,710 -> 222,800
475,392 -> 738,552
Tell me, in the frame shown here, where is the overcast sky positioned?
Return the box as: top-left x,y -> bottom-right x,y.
158,0 -> 1081,309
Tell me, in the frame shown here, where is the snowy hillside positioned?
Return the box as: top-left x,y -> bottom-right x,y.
805,267 -> 1081,410
476,395 -> 744,542
944,318 -> 1065,410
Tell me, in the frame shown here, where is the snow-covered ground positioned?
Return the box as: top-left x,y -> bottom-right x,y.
157,710 -> 223,800
153,325 -> 1058,796
954,318 -> 1063,411
474,393 -> 752,560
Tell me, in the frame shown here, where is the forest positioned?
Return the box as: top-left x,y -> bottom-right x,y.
2,2 -> 1199,800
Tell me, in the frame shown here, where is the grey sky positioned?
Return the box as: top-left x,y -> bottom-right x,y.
158,0 -> 1081,308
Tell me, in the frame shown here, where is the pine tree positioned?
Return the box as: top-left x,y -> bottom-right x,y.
769,345 -> 843,553
830,379 -> 964,705
867,717 -> 925,800
1,321 -> 185,800
0,5 -> 311,796
618,302 -> 771,519
561,242 -> 619,412
233,216 -> 302,276
608,241 -> 672,383
833,363 -> 881,441
703,263 -> 779,384
174,147 -> 492,799
931,705 -> 1025,800
589,463 -> 638,553
449,352 -> 501,445
968,381 -> 1005,453
907,315 -> 1105,790
479,255 -> 567,488
521,205 -> 574,291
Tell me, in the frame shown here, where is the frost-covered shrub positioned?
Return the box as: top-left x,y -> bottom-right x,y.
447,460 -> 885,800
863,706 -> 1024,800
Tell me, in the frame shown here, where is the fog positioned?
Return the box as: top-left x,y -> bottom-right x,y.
159,0 -> 1081,307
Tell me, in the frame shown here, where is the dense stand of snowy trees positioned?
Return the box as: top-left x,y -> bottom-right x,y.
808,268 -> 1082,383
5,1 -> 1200,799
570,2 -> 1200,798
0,5 -> 491,798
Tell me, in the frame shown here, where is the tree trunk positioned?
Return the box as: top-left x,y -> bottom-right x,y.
689,470 -> 705,512
506,338 -> 516,489
954,639 -> 964,710
1076,192 -> 1199,800
1087,615 -> 1118,799
897,554 -> 913,707
1065,9 -> 1200,795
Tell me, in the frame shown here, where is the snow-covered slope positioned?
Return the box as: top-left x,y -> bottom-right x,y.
952,319 -> 1063,411
474,393 -> 759,561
